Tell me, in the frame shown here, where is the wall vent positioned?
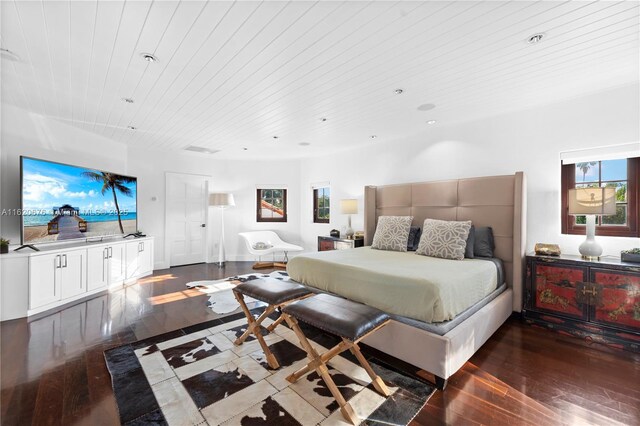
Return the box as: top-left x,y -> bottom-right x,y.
184,145 -> 220,155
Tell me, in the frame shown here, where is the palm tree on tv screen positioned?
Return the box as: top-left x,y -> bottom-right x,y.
82,171 -> 135,233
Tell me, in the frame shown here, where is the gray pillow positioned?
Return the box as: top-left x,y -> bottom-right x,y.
371,216 -> 413,252
465,225 -> 475,258
416,219 -> 472,260
474,226 -> 495,258
407,226 -> 421,251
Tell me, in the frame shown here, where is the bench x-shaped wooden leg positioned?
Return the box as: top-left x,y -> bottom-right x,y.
233,292 -> 280,370
283,314 -> 391,425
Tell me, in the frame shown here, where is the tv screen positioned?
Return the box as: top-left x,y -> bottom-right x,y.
21,157 -> 137,245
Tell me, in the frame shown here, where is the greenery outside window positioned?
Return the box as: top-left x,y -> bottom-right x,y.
257,188 -> 287,222
313,187 -> 330,223
561,157 -> 638,237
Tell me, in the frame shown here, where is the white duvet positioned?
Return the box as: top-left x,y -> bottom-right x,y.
287,247 -> 498,323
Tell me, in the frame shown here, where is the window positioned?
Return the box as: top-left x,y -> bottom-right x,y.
562,157 -> 639,237
313,187 -> 330,223
256,188 -> 287,222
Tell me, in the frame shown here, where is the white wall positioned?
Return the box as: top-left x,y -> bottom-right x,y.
298,84 -> 640,256
127,145 -> 302,268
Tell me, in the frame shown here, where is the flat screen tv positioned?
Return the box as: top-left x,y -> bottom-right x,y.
21,156 -> 137,245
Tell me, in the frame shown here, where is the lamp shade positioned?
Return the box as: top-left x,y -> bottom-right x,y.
568,187 -> 616,215
340,199 -> 358,214
209,193 -> 235,208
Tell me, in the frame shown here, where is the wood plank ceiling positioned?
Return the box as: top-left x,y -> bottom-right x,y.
2,1 -> 639,159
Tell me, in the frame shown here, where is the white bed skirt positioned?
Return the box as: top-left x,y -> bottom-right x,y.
362,289 -> 513,380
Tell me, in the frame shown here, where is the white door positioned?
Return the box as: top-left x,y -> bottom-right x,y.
60,250 -> 86,299
29,253 -> 61,309
87,246 -> 108,291
166,173 -> 208,267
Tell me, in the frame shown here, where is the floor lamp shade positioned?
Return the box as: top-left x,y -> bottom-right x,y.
340,199 -> 358,238
209,192 -> 235,267
209,193 -> 235,208
567,187 -> 616,259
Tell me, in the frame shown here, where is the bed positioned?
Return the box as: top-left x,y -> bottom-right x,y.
288,172 -> 526,389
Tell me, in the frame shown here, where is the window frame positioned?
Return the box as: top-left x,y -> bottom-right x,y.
561,157 -> 639,237
256,188 -> 288,223
313,187 -> 330,224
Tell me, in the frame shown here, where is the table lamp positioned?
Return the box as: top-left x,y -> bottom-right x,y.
340,199 -> 358,239
568,187 -> 615,260
209,193 -> 235,267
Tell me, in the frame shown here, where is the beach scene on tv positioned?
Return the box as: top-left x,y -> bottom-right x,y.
22,158 -> 137,244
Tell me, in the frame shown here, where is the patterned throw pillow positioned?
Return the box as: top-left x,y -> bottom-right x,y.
371,216 -> 414,252
416,219 -> 472,260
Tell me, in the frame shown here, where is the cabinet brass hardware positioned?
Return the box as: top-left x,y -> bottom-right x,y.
581,287 -> 597,296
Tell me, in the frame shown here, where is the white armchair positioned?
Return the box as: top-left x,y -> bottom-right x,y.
239,231 -> 303,270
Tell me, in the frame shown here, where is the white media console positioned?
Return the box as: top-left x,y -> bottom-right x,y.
0,236 -> 154,321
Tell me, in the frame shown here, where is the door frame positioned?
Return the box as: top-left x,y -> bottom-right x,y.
164,172 -> 211,267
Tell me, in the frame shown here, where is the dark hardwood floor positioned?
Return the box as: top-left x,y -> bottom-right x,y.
1,262 -> 639,425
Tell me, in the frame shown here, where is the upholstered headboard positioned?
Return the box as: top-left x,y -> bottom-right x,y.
364,172 -> 527,312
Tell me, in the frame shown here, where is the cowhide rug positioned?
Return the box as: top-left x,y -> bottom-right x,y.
105,306 -> 436,426
186,271 -> 290,314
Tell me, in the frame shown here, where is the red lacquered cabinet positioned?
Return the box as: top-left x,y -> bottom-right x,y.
524,254 -> 640,352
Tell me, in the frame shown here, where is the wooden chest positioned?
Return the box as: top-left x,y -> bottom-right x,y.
523,254 -> 640,352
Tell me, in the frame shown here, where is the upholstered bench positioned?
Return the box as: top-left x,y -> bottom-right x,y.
282,293 -> 391,425
232,278 -> 312,369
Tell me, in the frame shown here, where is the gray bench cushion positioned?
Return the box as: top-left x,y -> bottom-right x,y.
283,293 -> 389,341
233,278 -> 311,305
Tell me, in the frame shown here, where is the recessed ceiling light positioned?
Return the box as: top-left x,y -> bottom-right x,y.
370,135 -> 377,139
122,98 -> 134,104
394,89 -> 404,95
527,33 -> 544,44
140,52 -> 159,63
127,126 -> 137,130
426,120 -> 437,125
0,48 -> 20,62
299,142 -> 311,146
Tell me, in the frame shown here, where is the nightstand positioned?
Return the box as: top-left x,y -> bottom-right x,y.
317,236 -> 364,251
523,254 -> 640,351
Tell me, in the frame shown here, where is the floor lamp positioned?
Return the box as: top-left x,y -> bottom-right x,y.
568,187 -> 615,260
209,193 -> 235,267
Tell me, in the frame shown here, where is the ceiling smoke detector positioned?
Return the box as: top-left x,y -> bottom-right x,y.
122,98 -> 134,104
273,136 -> 279,140
0,48 -> 20,62
370,135 -> 377,139
394,89 -> 404,95
527,33 -> 544,44
127,126 -> 137,131
140,53 -> 159,63
184,145 -> 219,155
320,118 -> 327,122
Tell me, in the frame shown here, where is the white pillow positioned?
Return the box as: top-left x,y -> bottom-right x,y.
416,219 -> 472,260
371,216 -> 413,252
